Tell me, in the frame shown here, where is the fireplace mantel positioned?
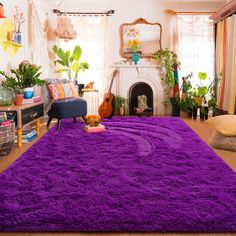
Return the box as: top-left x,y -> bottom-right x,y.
111,64 -> 159,69
111,63 -> 167,115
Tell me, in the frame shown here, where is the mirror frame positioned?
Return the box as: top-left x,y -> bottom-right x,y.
119,18 -> 162,59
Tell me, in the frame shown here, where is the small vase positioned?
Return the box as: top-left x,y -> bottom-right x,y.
14,31 -> 22,44
14,94 -> 24,106
132,52 -> 140,65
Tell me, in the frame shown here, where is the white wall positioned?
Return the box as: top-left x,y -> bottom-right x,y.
0,0 -> 226,75
0,0 -> 29,73
44,0 -> 225,65
0,0 -> 48,74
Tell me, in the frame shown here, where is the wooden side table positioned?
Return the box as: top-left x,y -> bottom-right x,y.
81,89 -> 99,115
0,102 -> 44,148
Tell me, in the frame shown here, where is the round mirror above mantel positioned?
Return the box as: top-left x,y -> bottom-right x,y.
120,18 -> 162,59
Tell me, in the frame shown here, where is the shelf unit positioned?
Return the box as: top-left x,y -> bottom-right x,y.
2,40 -> 22,55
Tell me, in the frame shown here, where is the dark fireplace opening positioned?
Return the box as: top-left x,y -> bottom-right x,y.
129,82 -> 153,116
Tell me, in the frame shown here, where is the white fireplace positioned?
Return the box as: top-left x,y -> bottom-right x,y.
112,64 -> 167,115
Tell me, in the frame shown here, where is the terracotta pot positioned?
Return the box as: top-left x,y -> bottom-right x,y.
180,111 -> 189,118
14,94 -> 24,106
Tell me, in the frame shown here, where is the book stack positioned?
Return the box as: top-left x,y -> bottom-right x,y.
15,130 -> 37,144
22,96 -> 42,105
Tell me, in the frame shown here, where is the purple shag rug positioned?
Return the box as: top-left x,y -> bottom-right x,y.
0,116 -> 236,232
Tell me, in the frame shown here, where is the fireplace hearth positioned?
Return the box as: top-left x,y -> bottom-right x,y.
129,82 -> 153,116
113,64 -> 167,115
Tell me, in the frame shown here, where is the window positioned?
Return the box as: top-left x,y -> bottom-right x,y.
175,15 -> 215,87
58,16 -> 109,102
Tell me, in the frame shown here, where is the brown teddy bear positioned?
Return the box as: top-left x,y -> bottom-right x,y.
83,115 -> 101,127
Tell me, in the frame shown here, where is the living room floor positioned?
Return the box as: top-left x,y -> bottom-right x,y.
0,118 -> 236,236
1,117 -> 236,174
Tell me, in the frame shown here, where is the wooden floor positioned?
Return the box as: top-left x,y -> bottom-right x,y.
0,117 -> 236,235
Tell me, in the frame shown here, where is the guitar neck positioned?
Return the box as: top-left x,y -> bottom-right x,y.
107,69 -> 118,93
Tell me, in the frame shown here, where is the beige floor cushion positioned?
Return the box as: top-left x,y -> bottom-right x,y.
205,115 -> 236,136
209,131 -> 236,152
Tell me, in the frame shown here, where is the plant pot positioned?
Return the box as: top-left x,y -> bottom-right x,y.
171,104 -> 180,117
200,106 -> 209,120
193,107 -> 198,119
23,87 -> 34,99
14,94 -> 23,106
118,106 -> 126,116
188,108 -> 193,118
180,111 -> 189,118
77,84 -> 85,91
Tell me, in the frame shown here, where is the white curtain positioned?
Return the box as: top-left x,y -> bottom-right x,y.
174,15 -> 215,87
58,16 -> 109,102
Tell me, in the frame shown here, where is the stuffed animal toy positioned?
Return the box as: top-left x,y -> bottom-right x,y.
83,115 -> 101,127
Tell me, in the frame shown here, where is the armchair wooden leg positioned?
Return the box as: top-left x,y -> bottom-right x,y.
46,117 -> 53,128
57,119 -> 62,130
73,117 -> 77,123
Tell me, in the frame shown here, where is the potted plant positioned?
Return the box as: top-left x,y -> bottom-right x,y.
189,72 -> 209,119
155,48 -> 181,116
115,95 -> 128,116
15,61 -> 44,99
0,61 -> 45,105
0,71 -> 24,105
52,45 -> 89,82
169,94 -> 180,117
180,73 -> 193,118
191,72 -> 208,106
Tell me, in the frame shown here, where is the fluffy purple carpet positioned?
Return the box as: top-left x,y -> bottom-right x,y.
0,117 -> 236,232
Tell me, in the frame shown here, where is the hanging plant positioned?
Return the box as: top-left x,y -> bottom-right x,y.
155,48 -> 181,106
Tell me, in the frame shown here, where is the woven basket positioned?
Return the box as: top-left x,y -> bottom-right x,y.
0,122 -> 15,156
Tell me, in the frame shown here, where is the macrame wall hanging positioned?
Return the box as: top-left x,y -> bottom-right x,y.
54,16 -> 77,41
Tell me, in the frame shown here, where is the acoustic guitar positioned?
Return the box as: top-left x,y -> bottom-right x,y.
98,69 -> 118,118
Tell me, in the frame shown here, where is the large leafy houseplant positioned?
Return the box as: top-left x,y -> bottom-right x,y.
53,45 -> 89,81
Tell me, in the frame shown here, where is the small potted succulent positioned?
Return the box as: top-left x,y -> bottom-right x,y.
115,95 -> 128,116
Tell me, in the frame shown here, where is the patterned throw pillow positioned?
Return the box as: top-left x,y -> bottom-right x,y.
47,82 -> 78,100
